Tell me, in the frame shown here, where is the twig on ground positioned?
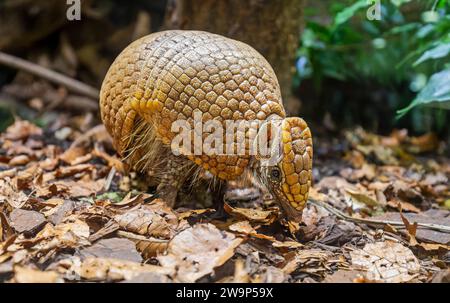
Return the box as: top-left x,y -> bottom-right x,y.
309,198 -> 450,233
0,51 -> 99,99
104,166 -> 116,191
116,230 -> 169,243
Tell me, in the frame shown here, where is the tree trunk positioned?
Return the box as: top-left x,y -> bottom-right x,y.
163,0 -> 304,114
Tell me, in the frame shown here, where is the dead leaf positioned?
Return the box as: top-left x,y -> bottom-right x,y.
350,241 -> 420,283
30,218 -> 90,253
9,209 -> 46,236
75,257 -> 171,282
114,205 -> 178,239
407,133 -> 439,153
177,208 -> 215,220
282,249 -> 336,275
228,220 -> 276,242
92,147 -> 125,173
431,269 -> 450,283
14,266 -> 62,283
55,163 -> 94,178
224,203 -> 279,224
416,242 -> 450,253
386,200 -> 420,213
59,147 -> 88,165
157,223 -> 243,282
8,155 -> 31,166
0,178 -> 29,208
345,188 -> 380,208
232,259 -> 250,283
79,238 -> 142,263
372,212 -> 450,244
4,120 -> 43,141
323,269 -> 365,283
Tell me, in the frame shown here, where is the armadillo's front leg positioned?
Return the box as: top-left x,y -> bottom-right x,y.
156,154 -> 194,208
210,182 -> 227,219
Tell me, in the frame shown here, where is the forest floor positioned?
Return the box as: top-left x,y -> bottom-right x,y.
0,115 -> 449,283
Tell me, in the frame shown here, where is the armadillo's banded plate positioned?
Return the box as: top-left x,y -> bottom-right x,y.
100,30 -> 285,180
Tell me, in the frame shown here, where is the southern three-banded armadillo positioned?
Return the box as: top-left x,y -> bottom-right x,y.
100,30 -> 313,222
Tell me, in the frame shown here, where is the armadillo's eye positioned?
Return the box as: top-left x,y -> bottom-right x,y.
270,167 -> 282,182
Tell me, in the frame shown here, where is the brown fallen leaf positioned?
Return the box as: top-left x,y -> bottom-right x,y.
224,202 -> 279,224
37,179 -> 105,198
14,266 -> 62,283
384,180 -> 423,205
228,220 -> 276,242
55,163 -> 94,178
416,242 -> 450,253
0,178 -> 29,208
350,241 -> 420,283
39,158 -> 59,171
121,272 -> 171,283
114,204 -> 178,239
79,238 -> 142,263
177,208 -> 215,220
345,188 -> 380,208
372,211 -> 450,244
251,265 -> 287,283
386,200 -> 420,213
431,269 -> 450,283
399,207 -> 418,246
29,218 -> 90,254
232,259 -> 250,283
282,249 -> 336,276
340,163 -> 376,181
135,238 -> 169,260
323,269 -> 366,283
58,147 -> 83,163
110,192 -> 148,207
407,133 -> 439,154
92,147 -> 125,173
74,257 -> 171,282
0,168 -> 17,179
4,120 -> 43,141
356,145 -> 399,165
157,223 -> 243,282
8,155 -> 31,166
9,209 -> 46,236
46,200 -> 74,225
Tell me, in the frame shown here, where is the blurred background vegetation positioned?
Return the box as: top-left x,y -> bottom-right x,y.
296,0 -> 450,137
0,0 -> 449,143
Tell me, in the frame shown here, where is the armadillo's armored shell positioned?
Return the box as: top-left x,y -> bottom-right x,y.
100,30 -> 286,180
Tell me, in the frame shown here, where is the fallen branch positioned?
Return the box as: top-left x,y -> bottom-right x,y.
308,198 -> 450,233
0,51 -> 99,100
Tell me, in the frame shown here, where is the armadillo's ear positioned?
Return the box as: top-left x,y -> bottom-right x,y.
253,119 -> 283,166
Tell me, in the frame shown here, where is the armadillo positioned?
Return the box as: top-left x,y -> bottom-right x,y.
100,30 -> 313,222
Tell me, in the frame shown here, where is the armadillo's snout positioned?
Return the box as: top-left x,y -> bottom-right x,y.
277,117 -> 313,218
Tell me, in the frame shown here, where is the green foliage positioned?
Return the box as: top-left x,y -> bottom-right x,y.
297,0 -> 450,131
334,0 -> 369,26
0,105 -> 14,132
398,69 -> 450,116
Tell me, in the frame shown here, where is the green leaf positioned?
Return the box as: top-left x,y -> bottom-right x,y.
389,22 -> 420,34
334,0 -> 368,26
397,69 -> 450,117
413,42 -> 450,66
390,0 -> 412,7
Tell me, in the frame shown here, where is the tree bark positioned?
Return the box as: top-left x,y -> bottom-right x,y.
163,0 -> 304,114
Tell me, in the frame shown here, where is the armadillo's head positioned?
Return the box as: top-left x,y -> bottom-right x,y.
254,117 -> 313,222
